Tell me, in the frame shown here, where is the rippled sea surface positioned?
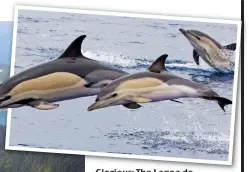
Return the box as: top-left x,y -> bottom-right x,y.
9,10 -> 239,162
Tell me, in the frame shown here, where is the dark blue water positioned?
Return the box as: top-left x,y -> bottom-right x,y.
9,10 -> 239,162
0,22 -> 12,65
0,65 -> 9,126
0,22 -> 12,126
0,111 -> 7,125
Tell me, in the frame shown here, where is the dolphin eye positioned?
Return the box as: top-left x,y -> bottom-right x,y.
196,36 -> 201,40
111,93 -> 118,97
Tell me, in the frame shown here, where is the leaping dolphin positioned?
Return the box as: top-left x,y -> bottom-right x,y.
87,54 -> 232,112
0,35 -> 128,110
179,28 -> 236,72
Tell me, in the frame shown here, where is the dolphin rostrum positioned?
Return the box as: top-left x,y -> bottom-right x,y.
179,28 -> 236,72
87,54 -> 232,112
0,35 -> 128,110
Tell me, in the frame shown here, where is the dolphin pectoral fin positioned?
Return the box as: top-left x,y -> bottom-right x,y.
84,82 -> 95,88
170,99 -> 183,104
223,43 -> 236,51
59,35 -> 86,58
0,95 -> 11,102
123,103 -> 141,109
130,96 -> 152,103
202,96 -> 232,112
28,100 -> 59,110
193,50 -> 200,65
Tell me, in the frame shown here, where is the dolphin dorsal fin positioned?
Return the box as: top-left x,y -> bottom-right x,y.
148,54 -> 168,73
59,35 -> 86,58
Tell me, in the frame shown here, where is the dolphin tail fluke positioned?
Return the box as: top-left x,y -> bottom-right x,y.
203,96 -> 232,112
215,97 -> 232,112
223,43 -> 236,51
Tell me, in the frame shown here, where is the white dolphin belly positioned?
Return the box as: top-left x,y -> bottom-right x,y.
140,84 -> 200,102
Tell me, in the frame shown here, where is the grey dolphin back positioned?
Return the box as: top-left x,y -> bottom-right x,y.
194,30 -> 237,51
188,29 -> 223,48
148,54 -> 168,73
59,35 -> 87,58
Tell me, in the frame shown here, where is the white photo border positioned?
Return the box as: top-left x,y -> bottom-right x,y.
5,5 -> 242,166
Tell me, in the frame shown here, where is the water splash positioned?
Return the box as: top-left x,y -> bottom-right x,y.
106,130 -> 229,156
83,50 -> 234,76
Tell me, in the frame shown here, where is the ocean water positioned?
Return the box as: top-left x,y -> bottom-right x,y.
0,65 -> 9,126
0,21 -> 12,126
9,10 -> 239,162
0,22 -> 13,65
0,64 -> 10,126
0,111 -> 7,126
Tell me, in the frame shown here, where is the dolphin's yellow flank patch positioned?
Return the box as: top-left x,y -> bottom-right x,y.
116,77 -> 164,91
202,37 -> 220,52
202,37 -> 228,62
9,72 -> 85,95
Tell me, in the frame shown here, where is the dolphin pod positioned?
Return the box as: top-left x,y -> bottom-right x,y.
179,28 -> 236,72
87,54 -> 232,112
0,28 -> 235,112
0,35 -> 128,110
